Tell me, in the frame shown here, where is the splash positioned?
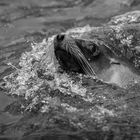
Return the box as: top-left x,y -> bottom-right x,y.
2,34 -> 89,112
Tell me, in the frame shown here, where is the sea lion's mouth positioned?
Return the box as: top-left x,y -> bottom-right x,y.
54,34 -> 140,88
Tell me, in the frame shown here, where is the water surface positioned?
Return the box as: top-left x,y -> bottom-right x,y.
1,0 -> 140,132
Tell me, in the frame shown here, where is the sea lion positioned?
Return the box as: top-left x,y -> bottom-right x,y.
54,34 -> 140,88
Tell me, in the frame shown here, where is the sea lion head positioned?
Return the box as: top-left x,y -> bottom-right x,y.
54,34 -> 140,88
54,34 -> 116,75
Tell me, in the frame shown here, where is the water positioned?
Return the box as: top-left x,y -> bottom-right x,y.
0,0 -> 140,137
0,91 -> 22,124
0,92 -> 14,111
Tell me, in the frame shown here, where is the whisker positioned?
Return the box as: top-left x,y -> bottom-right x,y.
63,39 -> 96,76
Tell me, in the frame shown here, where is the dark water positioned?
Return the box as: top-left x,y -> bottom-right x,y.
0,0 -> 140,133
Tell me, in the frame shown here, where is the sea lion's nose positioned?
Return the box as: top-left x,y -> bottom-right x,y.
56,34 -> 65,42
54,34 -> 65,50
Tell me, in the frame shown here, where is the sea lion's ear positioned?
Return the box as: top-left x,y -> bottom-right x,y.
56,34 -> 65,42
91,44 -> 100,56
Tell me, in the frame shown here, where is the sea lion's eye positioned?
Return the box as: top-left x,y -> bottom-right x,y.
56,34 -> 65,42
91,44 -> 100,56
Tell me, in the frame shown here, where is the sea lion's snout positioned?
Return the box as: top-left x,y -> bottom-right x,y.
54,34 -> 85,73
54,34 -> 96,75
